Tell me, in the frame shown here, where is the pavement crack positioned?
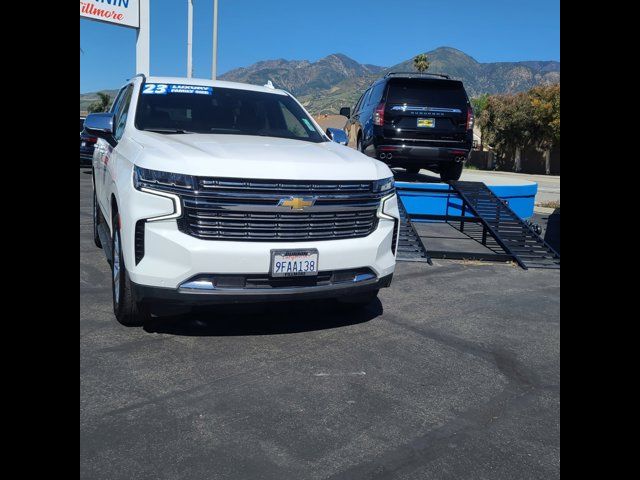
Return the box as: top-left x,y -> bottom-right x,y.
383,313 -> 544,390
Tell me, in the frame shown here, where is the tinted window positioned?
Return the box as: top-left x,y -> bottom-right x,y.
135,85 -> 323,143
114,85 -> 134,140
387,79 -> 468,107
353,92 -> 365,113
80,119 -> 85,132
359,89 -> 372,111
110,86 -> 127,114
367,83 -> 386,106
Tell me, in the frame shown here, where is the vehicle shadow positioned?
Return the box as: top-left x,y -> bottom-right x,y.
391,169 -> 442,184
142,298 -> 383,336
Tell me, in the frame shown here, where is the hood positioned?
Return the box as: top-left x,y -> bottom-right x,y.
129,132 -> 391,180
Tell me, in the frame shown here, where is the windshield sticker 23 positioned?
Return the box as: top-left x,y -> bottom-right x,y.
142,84 -> 213,95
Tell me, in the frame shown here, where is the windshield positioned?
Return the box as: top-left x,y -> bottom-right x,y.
134,83 -> 324,143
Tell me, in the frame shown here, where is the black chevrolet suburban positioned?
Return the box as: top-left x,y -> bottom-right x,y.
341,72 -> 473,181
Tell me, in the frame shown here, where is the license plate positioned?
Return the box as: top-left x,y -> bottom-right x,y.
271,249 -> 319,277
417,118 -> 435,128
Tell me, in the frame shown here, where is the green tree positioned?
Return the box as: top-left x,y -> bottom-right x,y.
478,92 -> 533,170
477,84 -> 560,173
471,94 -> 489,149
413,53 -> 430,72
529,83 -> 560,147
88,92 -> 112,113
528,83 -> 560,173
471,94 -> 489,118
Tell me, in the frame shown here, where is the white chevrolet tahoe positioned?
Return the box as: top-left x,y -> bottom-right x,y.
84,75 -> 399,326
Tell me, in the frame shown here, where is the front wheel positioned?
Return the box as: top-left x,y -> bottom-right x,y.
112,213 -> 150,327
439,162 -> 464,182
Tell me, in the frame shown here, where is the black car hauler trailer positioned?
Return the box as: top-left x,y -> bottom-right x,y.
395,181 -> 560,270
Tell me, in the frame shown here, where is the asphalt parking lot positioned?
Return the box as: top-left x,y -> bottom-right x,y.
80,169 -> 559,480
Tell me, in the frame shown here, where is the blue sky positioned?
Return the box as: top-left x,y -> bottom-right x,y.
80,0 -> 560,92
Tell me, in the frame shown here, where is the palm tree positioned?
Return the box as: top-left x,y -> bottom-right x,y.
413,53 -> 430,73
88,92 -> 112,113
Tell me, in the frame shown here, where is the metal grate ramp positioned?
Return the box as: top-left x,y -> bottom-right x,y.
396,196 -> 432,264
449,181 -> 560,269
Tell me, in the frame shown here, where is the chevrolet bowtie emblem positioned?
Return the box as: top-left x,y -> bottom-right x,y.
278,196 -> 317,210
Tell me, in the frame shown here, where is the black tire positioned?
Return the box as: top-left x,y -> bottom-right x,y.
406,166 -> 421,174
439,162 -> 463,182
112,213 -> 149,327
92,184 -> 102,249
337,289 -> 379,307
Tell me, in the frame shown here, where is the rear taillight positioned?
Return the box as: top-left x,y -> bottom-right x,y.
374,102 -> 385,126
466,107 -> 474,130
84,136 -> 97,144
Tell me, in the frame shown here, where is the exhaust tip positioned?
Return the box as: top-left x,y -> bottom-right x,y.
379,153 -> 387,159
387,153 -> 393,159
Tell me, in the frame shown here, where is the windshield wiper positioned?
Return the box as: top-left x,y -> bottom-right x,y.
143,128 -> 195,134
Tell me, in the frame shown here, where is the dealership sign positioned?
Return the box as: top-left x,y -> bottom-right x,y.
80,0 -> 140,29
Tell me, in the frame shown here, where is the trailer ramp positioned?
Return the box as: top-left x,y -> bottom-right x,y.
395,197 -> 432,264
449,181 -> 560,269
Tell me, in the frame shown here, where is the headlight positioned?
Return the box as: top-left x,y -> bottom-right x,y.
133,166 -> 188,222
373,176 -> 395,193
133,166 -> 195,191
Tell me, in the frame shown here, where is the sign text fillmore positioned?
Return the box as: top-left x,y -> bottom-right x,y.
80,0 -> 140,29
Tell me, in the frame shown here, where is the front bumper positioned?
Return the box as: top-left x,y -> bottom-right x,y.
133,272 -> 393,305
122,190 -> 399,291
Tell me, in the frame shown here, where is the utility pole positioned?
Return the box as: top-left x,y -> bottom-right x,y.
136,0 -> 150,75
187,0 -> 194,77
212,0 -> 218,79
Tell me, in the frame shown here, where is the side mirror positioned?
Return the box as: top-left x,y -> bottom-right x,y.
326,128 -> 348,146
84,113 -> 115,138
339,107 -> 351,119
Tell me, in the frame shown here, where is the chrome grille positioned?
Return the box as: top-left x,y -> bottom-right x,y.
178,210 -> 378,241
166,177 -> 385,242
198,178 -> 372,194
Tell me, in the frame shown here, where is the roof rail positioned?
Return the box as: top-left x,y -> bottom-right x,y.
384,72 -> 451,80
127,73 -> 147,82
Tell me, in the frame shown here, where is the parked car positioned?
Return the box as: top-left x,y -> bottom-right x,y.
84,75 -> 399,326
80,116 -> 97,166
340,72 -> 474,181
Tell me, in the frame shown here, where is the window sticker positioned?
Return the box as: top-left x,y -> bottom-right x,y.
142,84 -> 168,95
142,84 -> 213,95
302,118 -> 315,131
169,84 -> 213,95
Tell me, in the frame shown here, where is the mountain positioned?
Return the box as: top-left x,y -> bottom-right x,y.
79,47 -> 559,115
221,53 -> 386,97
385,47 -> 560,98
219,47 -> 559,114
